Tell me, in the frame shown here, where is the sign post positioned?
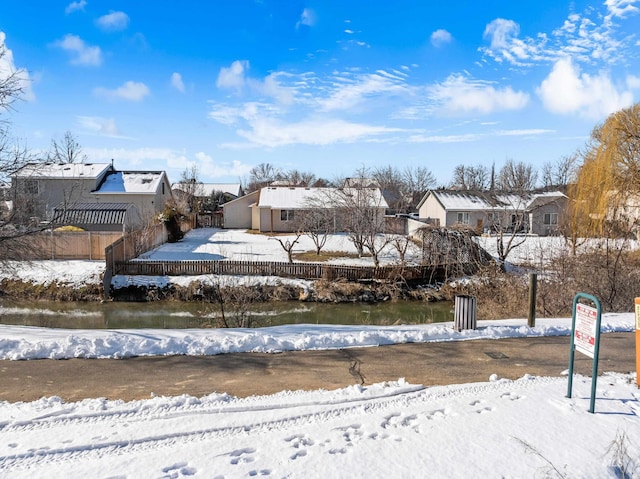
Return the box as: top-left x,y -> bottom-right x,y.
566,293 -> 602,414
635,298 -> 640,387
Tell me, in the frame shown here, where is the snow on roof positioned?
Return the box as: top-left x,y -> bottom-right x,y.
257,187 -> 334,209
431,190 -> 563,211
257,186 -> 388,209
97,171 -> 165,194
432,191 -> 494,211
13,162 -> 112,179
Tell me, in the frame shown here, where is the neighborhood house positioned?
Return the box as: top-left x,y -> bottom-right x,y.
10,162 -> 173,231
223,186 -> 388,233
417,189 -> 567,236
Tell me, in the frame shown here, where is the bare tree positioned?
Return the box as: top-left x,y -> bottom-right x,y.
278,169 -> 316,187
497,159 -> 538,191
47,131 -> 87,163
486,193 -> 530,271
269,233 -> 301,263
451,164 -> 490,190
332,184 -> 390,266
0,45 -> 47,263
541,154 -> 579,188
175,165 -> 204,214
247,162 -> 281,192
295,199 -> 334,255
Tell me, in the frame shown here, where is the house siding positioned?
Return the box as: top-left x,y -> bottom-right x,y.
222,190 -> 258,229
418,193 -> 446,226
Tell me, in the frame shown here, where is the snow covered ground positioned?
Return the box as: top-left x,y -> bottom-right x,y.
1,229 -> 639,477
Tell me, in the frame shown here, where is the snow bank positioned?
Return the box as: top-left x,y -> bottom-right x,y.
0,313 -> 633,360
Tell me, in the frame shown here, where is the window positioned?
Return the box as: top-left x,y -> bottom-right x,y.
544,213 -> 558,225
24,179 -> 39,195
456,212 -> 470,224
280,210 -> 295,221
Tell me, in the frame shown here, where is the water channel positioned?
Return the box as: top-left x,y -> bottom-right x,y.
0,299 -> 453,329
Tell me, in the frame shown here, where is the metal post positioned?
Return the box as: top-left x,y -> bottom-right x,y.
528,273 -> 537,327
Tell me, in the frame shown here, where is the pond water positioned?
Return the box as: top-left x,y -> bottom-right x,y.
0,299 -> 453,329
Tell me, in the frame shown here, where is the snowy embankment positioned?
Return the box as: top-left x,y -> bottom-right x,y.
0,313 -> 633,360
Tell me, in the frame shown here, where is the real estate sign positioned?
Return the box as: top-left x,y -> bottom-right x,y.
574,303 -> 597,358
567,293 -> 602,414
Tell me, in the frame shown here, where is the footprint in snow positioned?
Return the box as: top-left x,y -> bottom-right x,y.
500,392 -> 523,401
475,406 -> 495,414
285,434 -> 315,448
160,461 -> 197,478
248,469 -> 271,476
230,447 -> 256,465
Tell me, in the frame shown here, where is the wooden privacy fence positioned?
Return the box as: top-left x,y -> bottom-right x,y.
113,259 -> 452,283
105,223 -> 168,271
13,231 -> 123,260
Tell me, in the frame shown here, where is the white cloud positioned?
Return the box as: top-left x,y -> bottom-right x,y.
482,3 -> 640,68
171,72 -> 185,93
216,61 -> 296,104
296,8 -> 316,29
0,32 -> 35,102
430,29 -> 452,47
627,74 -> 640,89
481,19 -> 542,65
193,153 -> 253,179
318,70 -> 410,112
53,34 -> 102,66
536,57 -> 634,119
428,74 -> 529,115
65,0 -> 86,14
85,147 -> 188,171
605,0 -> 640,19
94,81 -> 150,101
231,118 -> 402,148
76,116 -> 120,137
216,60 -> 248,92
96,11 -> 130,32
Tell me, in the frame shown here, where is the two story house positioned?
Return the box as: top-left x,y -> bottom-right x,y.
11,162 -> 173,231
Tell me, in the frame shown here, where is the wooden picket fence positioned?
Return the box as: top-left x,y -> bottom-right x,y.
112,259 -> 451,282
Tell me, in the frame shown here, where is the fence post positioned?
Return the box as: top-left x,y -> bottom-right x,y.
528,272 -> 537,328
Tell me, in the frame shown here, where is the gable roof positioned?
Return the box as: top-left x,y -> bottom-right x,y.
96,171 -> 168,194
257,186 -> 389,209
418,189 -> 567,212
13,162 -> 112,179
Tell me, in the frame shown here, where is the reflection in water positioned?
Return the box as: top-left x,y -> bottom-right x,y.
0,299 -> 453,329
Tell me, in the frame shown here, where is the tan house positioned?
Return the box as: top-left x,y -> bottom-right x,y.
223,186 -> 388,233
92,170 -> 173,221
11,162 -> 114,222
10,163 -> 173,230
222,190 -> 259,229
416,189 -> 567,236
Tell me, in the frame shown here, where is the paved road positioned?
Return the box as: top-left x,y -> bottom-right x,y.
0,333 -> 636,403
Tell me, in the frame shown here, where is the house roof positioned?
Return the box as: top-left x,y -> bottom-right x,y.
12,162 -> 112,179
257,186 -> 389,209
52,202 -> 136,225
418,189 -> 567,212
96,171 -> 167,194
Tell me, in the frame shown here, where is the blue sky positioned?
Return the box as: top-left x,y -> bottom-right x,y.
1,0 -> 640,185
